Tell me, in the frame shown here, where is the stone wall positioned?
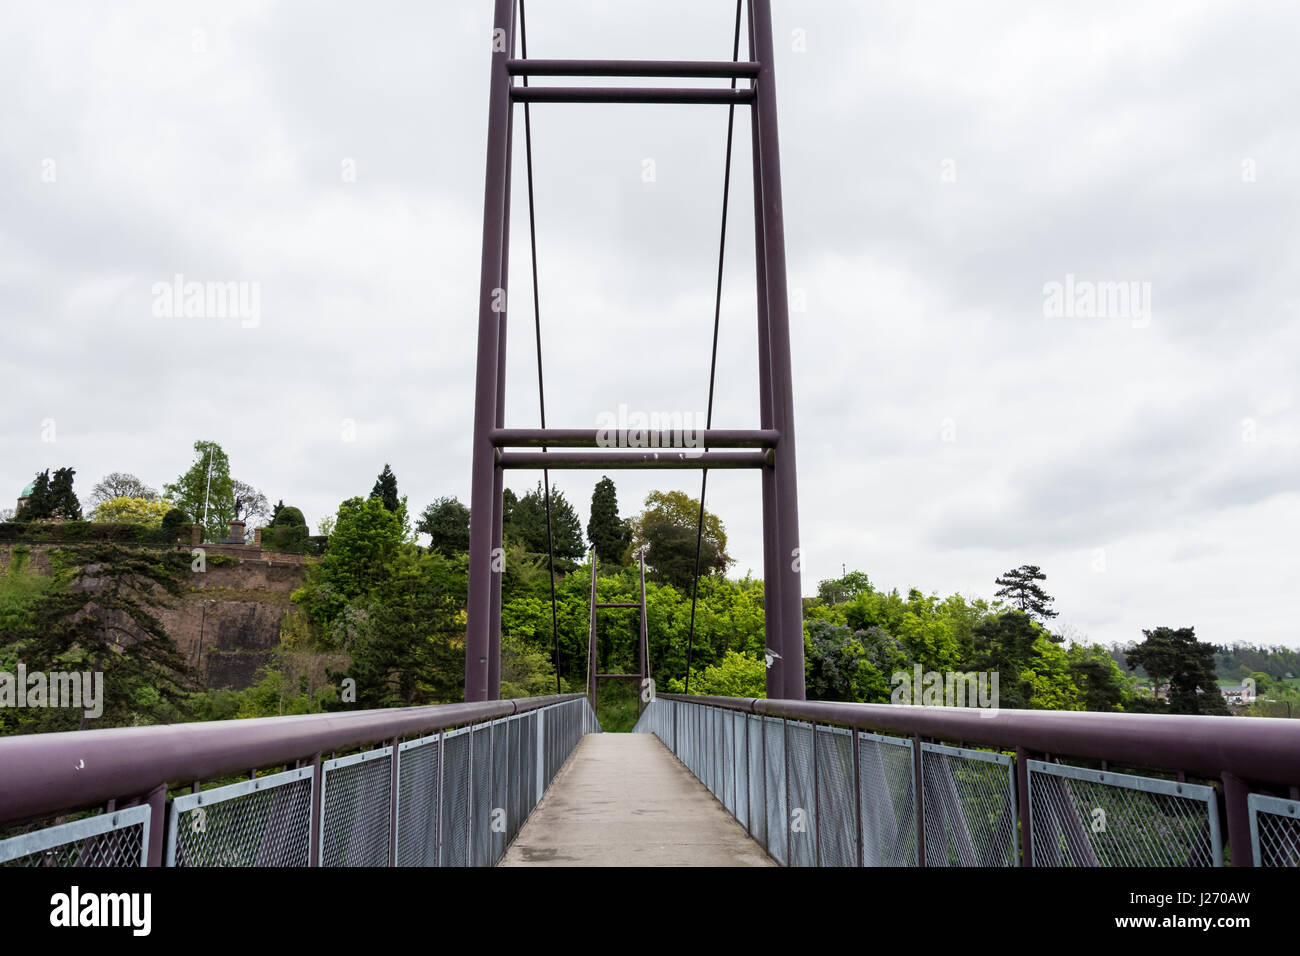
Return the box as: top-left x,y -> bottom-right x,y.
1,543 -> 313,691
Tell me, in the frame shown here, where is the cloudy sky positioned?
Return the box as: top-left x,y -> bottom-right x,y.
3,0 -> 1297,649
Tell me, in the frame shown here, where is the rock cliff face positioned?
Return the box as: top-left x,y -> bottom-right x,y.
1,546 -> 309,690
158,561 -> 308,689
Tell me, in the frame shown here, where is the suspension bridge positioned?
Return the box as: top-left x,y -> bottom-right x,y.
2,0 -> 1299,870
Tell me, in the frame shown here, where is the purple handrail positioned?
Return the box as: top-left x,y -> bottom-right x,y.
0,694 -> 584,826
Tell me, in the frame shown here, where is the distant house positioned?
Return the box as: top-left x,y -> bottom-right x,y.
1220,682 -> 1257,705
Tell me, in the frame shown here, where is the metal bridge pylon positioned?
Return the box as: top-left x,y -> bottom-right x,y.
464,0 -> 805,704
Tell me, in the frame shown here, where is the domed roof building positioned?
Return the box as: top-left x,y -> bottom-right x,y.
16,480 -> 35,513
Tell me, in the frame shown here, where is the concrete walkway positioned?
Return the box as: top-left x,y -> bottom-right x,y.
500,733 -> 773,867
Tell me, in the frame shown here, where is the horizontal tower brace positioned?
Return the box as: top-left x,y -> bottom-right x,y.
510,86 -> 755,105
489,428 -> 779,448
495,450 -> 772,469
506,58 -> 760,78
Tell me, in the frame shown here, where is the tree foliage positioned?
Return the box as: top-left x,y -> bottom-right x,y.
370,464 -> 400,513
16,468 -> 82,521
630,489 -> 730,591
505,482 -> 584,570
89,496 -> 173,527
1126,626 -> 1228,715
417,496 -> 471,554
164,441 -> 234,542
587,477 -> 630,566
0,545 -> 195,733
994,565 -> 1058,621
89,473 -> 158,509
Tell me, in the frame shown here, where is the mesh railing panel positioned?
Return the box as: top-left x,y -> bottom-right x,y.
1028,760 -> 1221,867
492,718 -> 509,864
523,712 -> 537,819
734,711 -> 748,830
765,716 -> 788,865
396,735 -> 441,867
921,743 -> 1018,867
0,697 -> 595,870
815,725 -> 856,867
748,714 -> 766,848
785,720 -> 816,867
858,732 -> 916,866
170,767 -> 313,867
471,723 -> 493,867
722,707 -> 736,814
1248,794 -> 1300,867
0,806 -> 150,867
512,712 -> 522,842
320,746 -> 393,867
439,727 -> 471,867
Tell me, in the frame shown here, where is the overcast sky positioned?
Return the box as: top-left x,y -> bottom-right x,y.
3,1 -> 1298,649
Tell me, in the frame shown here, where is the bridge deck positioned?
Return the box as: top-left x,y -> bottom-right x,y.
501,733 -> 773,867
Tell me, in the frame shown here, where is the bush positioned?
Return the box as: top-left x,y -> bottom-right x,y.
272,506 -> 306,527
0,522 -> 174,545
263,523 -> 309,554
161,508 -> 190,538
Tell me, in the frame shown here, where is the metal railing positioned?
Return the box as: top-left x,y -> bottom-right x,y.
0,694 -> 598,867
635,694 -> 1300,867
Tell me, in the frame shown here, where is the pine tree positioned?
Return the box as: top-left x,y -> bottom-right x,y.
16,468 -> 81,520
505,482 -> 584,570
993,565 -> 1058,621
370,464 -> 400,512
587,476 -> 630,566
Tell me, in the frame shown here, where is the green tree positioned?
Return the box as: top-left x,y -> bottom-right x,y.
1126,626 -> 1228,716
970,610 -> 1065,709
326,548 -> 467,707
1066,643 -> 1131,711
417,496 -> 471,554
160,507 -> 191,539
16,468 -> 81,521
293,496 -> 407,632
630,489 -> 730,591
994,564 -> 1058,621
271,505 -> 306,527
805,618 -> 913,703
689,650 -> 766,698
370,464 -> 400,513
506,482 -> 584,570
587,477 -> 630,566
0,545 -> 195,733
817,570 -> 873,605
164,441 -> 234,542
49,468 -> 83,520
90,496 -> 173,526
263,503 -> 309,553
88,473 -> 159,510
500,632 -> 564,699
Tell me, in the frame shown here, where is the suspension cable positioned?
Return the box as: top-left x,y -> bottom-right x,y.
518,0 -> 563,695
685,0 -> 743,694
